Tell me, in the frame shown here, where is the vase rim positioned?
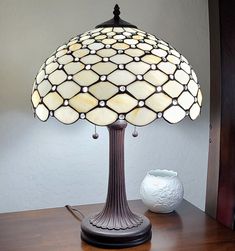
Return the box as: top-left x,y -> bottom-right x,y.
147,169 -> 178,178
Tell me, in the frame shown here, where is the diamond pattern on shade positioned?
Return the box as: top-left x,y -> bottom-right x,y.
32,26 -> 202,126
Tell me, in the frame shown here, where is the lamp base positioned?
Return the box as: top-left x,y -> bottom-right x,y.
81,214 -> 152,248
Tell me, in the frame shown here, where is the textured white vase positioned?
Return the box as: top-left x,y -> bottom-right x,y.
140,169 -> 184,213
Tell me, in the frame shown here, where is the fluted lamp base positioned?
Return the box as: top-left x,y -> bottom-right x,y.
81,214 -> 151,248
81,120 -> 152,248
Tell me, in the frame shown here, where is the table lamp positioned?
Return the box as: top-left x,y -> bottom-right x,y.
31,5 -> 202,248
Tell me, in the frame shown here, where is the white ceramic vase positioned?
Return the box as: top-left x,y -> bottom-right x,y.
140,169 -> 184,213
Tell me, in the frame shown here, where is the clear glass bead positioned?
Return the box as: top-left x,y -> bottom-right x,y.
100,75 -> 106,81
82,87 -> 88,92
99,100 -> 105,106
80,113 -> 86,119
119,86 -> 126,92
138,100 -> 145,107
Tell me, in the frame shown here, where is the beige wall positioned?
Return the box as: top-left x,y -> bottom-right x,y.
0,0 -> 209,212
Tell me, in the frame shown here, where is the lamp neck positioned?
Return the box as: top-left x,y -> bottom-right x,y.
89,120 -> 143,230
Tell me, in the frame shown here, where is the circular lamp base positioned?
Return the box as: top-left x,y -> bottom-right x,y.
81,214 -> 152,248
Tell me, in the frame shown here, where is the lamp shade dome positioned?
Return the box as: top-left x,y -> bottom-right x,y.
32,26 -> 202,126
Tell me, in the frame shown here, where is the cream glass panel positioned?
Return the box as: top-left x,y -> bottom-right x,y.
163,80 -> 183,98
35,104 -> 49,121
57,81 -> 81,99
112,43 -> 129,50
73,49 -> 89,58
89,82 -> 118,100
45,62 -> 59,74
167,55 -> 180,65
97,48 -> 116,57
178,91 -> 194,110
36,70 -> 45,84
188,80 -> 199,96
107,94 -> 137,113
127,81 -> 155,99
197,89 -> 202,106
142,55 -> 161,64
126,108 -> 156,126
86,108 -> 117,126
144,70 -> 168,86
126,62 -> 150,75
181,62 -> 191,74
73,70 -> 99,86
48,70 -> 67,85
146,93 -> 172,112
108,70 -> 135,86
81,55 -> 102,64
32,91 -> 41,108
163,106 -> 186,123
190,103 -> 200,120
125,48 -> 144,57
92,62 -> 117,75
64,62 -> 84,75
175,70 -> 190,85
157,62 -> 176,75
43,92 -> 63,110
58,55 -> 73,65
110,54 -> 132,64
69,93 -> 98,112
54,106 -> 79,124
38,80 -> 52,97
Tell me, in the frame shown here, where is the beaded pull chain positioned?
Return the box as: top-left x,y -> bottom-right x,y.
92,125 -> 99,139
132,126 -> 138,137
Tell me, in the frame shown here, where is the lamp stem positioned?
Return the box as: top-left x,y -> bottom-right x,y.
90,120 -> 143,229
81,120 -> 151,248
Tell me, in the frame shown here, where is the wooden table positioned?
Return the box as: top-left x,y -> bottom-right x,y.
0,200 -> 235,251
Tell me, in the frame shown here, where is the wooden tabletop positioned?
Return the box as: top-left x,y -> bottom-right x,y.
0,199 -> 235,251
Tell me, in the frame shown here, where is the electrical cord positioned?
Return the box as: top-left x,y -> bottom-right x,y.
65,205 -> 85,221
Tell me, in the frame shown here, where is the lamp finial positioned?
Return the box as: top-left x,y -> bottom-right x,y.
113,4 -> 120,20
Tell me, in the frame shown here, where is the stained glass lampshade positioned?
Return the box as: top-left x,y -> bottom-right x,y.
31,5 -> 202,248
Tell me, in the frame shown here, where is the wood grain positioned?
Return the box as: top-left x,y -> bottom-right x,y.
206,0 -> 221,219
216,0 -> 235,229
0,200 -> 235,251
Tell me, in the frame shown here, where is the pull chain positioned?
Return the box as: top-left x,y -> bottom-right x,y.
92,125 -> 99,139
132,126 -> 138,137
